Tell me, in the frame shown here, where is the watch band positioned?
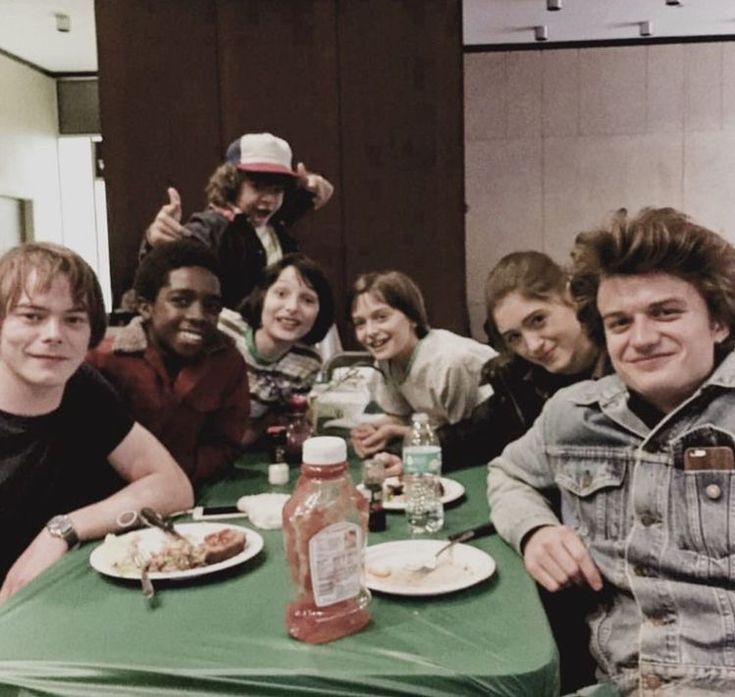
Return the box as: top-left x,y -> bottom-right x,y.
46,514 -> 80,549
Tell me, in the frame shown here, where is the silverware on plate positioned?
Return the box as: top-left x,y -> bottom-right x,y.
132,552 -> 154,600
405,522 -> 497,572
139,507 -> 187,541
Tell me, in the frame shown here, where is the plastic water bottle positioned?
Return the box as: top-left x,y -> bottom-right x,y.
402,413 -> 444,534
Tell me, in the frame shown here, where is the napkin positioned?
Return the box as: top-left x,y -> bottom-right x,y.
237,493 -> 290,529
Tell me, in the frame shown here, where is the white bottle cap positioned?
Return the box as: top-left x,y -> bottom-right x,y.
268,463 -> 289,486
411,412 -> 429,422
302,436 -> 347,465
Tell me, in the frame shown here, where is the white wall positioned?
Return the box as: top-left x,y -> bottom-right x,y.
464,42 -> 735,339
0,53 -> 111,308
0,52 -> 62,242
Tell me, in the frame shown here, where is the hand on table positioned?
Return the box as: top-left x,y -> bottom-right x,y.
350,422 -> 407,458
373,452 -> 402,477
296,162 -> 334,210
146,187 -> 184,247
522,525 -> 603,593
0,529 -> 68,602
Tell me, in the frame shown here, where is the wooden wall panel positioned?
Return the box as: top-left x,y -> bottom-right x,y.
96,0 -> 221,303
337,0 -> 467,335
215,0 -> 344,325
98,0 -> 466,339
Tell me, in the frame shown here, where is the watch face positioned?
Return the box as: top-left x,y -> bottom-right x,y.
48,515 -> 72,535
47,515 -> 78,547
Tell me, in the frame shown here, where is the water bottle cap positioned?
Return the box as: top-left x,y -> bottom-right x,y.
302,436 -> 347,465
411,412 -> 429,422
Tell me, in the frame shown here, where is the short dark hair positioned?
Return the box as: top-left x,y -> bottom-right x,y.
484,251 -> 569,358
347,270 -> 430,338
239,253 -> 334,344
205,163 -> 295,208
134,240 -> 221,302
571,207 -> 735,352
0,242 -> 107,348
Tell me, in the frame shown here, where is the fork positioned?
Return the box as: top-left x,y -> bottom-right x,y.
405,522 -> 497,572
405,540 -> 456,572
132,552 -> 154,600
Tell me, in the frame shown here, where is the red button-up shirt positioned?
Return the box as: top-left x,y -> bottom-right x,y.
87,318 -> 250,484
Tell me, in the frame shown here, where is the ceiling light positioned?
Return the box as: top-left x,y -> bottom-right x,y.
55,13 -> 71,33
547,0 -> 562,10
535,25 -> 548,41
639,20 -> 653,37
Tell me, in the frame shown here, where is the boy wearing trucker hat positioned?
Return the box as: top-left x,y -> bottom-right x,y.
141,132 -> 334,309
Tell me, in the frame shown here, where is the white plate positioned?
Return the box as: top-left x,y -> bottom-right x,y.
323,413 -> 386,430
358,476 -> 465,511
89,522 -> 264,582
364,539 -> 495,596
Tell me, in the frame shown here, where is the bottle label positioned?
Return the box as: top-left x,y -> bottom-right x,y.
402,445 -> 442,475
308,521 -> 363,607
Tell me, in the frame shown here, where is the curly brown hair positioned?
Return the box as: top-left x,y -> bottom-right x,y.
205,163 -> 294,208
570,207 -> 735,352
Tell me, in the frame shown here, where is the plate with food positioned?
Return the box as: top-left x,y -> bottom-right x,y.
358,476 -> 465,511
89,522 -> 263,581
365,539 -> 495,596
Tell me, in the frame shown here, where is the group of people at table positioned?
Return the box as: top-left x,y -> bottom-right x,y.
2,130 -> 734,696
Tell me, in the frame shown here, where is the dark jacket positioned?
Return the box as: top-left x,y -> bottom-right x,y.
436,354 -> 596,471
140,188 -> 313,309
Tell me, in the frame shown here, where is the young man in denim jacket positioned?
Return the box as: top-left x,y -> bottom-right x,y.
488,207 -> 735,696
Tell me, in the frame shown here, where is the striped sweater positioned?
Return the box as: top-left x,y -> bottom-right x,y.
218,308 -> 321,418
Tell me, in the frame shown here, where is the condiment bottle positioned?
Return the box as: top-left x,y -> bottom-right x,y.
362,458 -> 386,532
266,425 -> 287,465
284,393 -> 314,464
282,436 -> 371,644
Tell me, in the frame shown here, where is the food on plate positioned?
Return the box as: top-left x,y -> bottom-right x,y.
202,528 -> 247,563
367,563 -> 392,578
383,476 -> 445,502
366,557 -> 475,589
147,538 -> 205,572
113,527 -> 247,574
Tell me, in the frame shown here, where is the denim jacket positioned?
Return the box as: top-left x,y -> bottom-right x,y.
488,350 -> 735,696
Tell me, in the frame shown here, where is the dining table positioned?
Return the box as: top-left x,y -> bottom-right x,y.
0,448 -> 560,697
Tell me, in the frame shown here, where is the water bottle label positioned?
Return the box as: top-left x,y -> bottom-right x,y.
308,522 -> 363,607
402,445 -> 442,475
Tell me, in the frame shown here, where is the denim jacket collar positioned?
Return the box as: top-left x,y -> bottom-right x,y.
567,350 -> 735,439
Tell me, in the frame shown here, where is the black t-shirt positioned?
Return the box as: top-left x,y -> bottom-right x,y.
0,363 -> 134,581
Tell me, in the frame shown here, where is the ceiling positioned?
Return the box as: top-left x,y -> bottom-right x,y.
0,0 -> 734,75
0,0 -> 96,73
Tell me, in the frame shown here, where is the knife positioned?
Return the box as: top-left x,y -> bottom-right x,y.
447,522 -> 496,543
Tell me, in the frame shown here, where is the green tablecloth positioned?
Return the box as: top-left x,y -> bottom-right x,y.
0,455 -> 559,697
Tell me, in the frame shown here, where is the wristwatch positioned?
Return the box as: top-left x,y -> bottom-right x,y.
46,514 -> 80,549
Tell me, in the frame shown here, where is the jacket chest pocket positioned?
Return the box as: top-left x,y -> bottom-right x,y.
669,426 -> 735,560
548,447 -> 629,542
